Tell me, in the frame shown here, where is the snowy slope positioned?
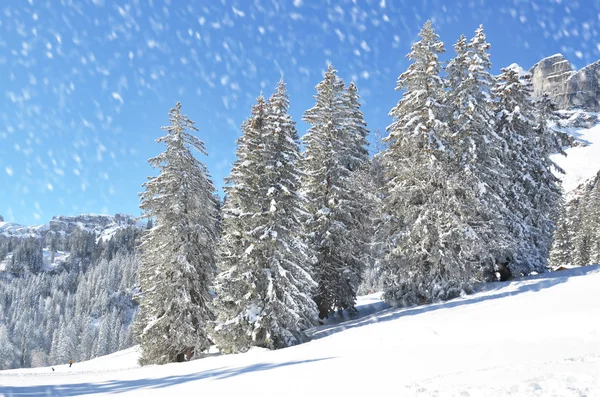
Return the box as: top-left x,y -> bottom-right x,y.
41,249 -> 69,271
552,117 -> 600,195
1,266 -> 599,396
0,221 -> 44,237
0,214 -> 143,240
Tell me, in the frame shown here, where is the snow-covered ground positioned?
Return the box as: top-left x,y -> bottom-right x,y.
2,266 -> 599,396
552,119 -> 600,194
42,249 -> 69,270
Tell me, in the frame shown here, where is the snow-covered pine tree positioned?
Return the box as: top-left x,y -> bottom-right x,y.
213,81 -> 318,353
359,129 -> 388,295
212,94 -> 270,353
493,67 -> 562,275
588,180 -> 600,264
0,324 -> 18,370
532,91 -> 566,267
302,65 -> 368,319
534,93 -> 570,160
572,176 -> 600,266
134,102 -> 218,365
341,81 -> 374,297
380,20 -> 481,307
342,82 -> 370,171
549,201 -> 574,268
445,27 -> 513,282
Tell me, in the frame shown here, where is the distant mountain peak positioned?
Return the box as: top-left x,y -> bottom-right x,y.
1,213 -> 143,240
529,54 -> 600,111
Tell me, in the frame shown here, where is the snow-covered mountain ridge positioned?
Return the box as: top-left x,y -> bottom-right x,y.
0,213 -> 144,272
530,53 -> 600,111
0,213 -> 144,240
519,53 -> 600,196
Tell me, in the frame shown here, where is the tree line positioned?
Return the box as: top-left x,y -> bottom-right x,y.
550,171 -> 600,268
0,229 -> 140,369
134,21 -> 570,365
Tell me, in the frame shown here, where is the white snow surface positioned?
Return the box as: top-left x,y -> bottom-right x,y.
0,214 -> 144,242
2,266 -> 599,396
0,222 -> 44,237
552,119 -> 600,194
42,249 -> 69,270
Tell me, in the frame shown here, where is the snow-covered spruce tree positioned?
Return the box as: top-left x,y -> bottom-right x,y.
352,158 -> 381,295
212,94 -> 269,353
564,174 -> 600,267
549,201 -> 574,268
212,81 -> 318,354
359,129 -> 389,295
341,82 -> 375,296
342,82 -> 370,171
444,27 -> 514,282
493,68 -> 562,275
587,179 -> 600,264
302,65 -> 369,319
532,91 -> 566,267
379,20 -> 481,307
134,102 -> 218,365
0,324 -> 18,370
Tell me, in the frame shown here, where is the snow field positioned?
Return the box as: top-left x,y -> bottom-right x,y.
552,121 -> 600,194
1,266 -> 599,396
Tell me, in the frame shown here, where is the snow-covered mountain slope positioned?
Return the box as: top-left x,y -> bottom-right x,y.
0,213 -> 144,241
551,113 -> 600,195
2,266 -> 599,396
0,221 -> 45,237
0,249 -> 71,272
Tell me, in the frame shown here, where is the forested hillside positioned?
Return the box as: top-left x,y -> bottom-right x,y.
550,170 -> 600,268
0,217 -> 143,369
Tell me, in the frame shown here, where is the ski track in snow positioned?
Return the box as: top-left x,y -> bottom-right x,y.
1,266 -> 599,396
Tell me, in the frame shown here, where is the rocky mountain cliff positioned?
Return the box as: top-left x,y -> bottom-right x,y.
0,213 -> 143,240
530,54 -> 600,111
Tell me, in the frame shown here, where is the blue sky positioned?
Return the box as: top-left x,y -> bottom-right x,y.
0,0 -> 597,225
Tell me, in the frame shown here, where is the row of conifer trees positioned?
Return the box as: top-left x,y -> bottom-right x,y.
133,21 -> 566,365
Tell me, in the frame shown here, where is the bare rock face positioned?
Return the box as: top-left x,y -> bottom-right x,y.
48,214 -> 136,233
568,60 -> 600,111
529,54 -> 600,111
530,54 -> 575,108
0,215 -> 4,222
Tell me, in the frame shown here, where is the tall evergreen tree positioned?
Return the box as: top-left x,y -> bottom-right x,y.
341,81 -> 374,298
342,82 -> 370,171
0,324 -> 17,369
302,65 -> 368,319
360,129 -> 388,295
380,20 -> 481,307
212,94 -> 269,352
213,81 -> 318,353
588,180 -> 600,264
533,91 -> 567,266
549,201 -> 574,267
445,26 -> 513,281
135,102 -> 218,365
494,67 -> 562,275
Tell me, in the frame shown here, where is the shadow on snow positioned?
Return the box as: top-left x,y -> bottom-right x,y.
0,357 -> 334,396
307,264 -> 600,341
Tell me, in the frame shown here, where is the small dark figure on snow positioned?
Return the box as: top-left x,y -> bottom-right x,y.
69,359 -> 73,368
52,367 -> 55,372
